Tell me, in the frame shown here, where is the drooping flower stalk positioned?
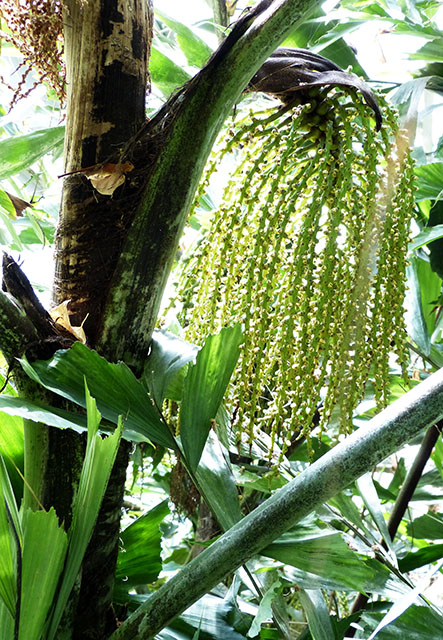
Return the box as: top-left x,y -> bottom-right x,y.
172,89 -> 415,457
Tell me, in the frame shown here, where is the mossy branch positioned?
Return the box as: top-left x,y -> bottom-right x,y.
0,288 -> 38,364
110,367 -> 443,640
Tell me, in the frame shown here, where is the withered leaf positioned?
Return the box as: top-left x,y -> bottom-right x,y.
59,160 -> 134,196
4,191 -> 33,217
248,48 -> 382,131
49,300 -> 87,343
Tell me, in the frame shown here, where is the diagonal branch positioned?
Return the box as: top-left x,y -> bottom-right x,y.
110,367 -> 443,640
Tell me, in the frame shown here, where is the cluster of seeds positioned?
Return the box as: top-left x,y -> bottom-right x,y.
0,0 -> 65,108
172,89 -> 415,458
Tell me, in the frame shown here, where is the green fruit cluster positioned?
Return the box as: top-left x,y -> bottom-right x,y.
170,89 -> 415,460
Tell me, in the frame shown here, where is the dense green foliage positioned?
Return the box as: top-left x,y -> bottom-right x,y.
1,1 -> 443,638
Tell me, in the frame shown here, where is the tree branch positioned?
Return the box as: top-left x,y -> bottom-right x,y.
110,367 -> 443,640
0,287 -> 38,364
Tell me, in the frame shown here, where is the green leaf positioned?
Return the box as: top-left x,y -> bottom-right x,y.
150,46 -> 191,97
180,325 -> 242,471
411,38 -> 443,62
299,589 -> 335,640
143,330 -> 198,407
46,384 -> 122,640
0,407 -> 24,502
399,543 -> 443,572
0,394 -> 88,433
432,436 -> 443,480
163,594 -> 249,640
329,491 -> 372,538
357,474 -> 395,558
195,431 -> 242,531
0,599 -> 14,640
366,562 -> 443,640
409,225 -> 443,252
415,162 -> 443,201
362,604 -> 443,639
264,524 -> 375,592
0,207 -> 24,250
19,508 -> 68,640
155,10 -> 213,68
281,557 -> 406,598
406,511 -> 443,539
0,126 -> 65,180
0,455 -> 17,616
115,500 -> 169,596
19,342 -> 176,448
248,579 -> 281,638
405,255 -> 440,351
0,190 -> 15,217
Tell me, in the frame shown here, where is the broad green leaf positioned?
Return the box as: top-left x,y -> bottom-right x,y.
14,215 -> 56,246
180,325 -> 242,471
0,126 -> 65,181
299,589 -> 335,640
46,384 -> 122,640
0,394 -> 88,433
391,78 -> 429,126
150,46 -> 191,97
248,579 -> 281,638
264,526 -> 375,592
367,561 -> 443,640
19,508 -> 68,640
432,436 -> 443,480
195,431 -> 242,531
399,543 -> 443,572
19,342 -> 176,448
0,407 -> 24,502
0,455 -> 17,616
115,500 -> 169,596
0,190 -> 15,217
143,330 -> 198,407
329,491 -> 372,538
415,162 -> 443,201
411,38 -> 443,62
0,207 -> 23,250
0,599 -> 14,640
405,255 -> 441,347
357,474 -> 395,559
362,604 -> 443,639
406,511 -> 443,539
232,467 -> 286,493
409,225 -> 443,252
387,458 -> 406,496
155,10 -> 213,68
159,594 -> 249,640
412,467 -> 443,501
283,557 -> 408,599
427,201 -> 443,283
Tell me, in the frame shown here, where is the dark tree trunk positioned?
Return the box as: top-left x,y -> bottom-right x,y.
35,1 -> 153,637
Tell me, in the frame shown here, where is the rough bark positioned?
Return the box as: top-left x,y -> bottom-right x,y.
54,0 -> 151,343
46,1 -> 152,636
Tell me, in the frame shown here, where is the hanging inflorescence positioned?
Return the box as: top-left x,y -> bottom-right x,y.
172,88 -> 415,457
0,0 -> 65,109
